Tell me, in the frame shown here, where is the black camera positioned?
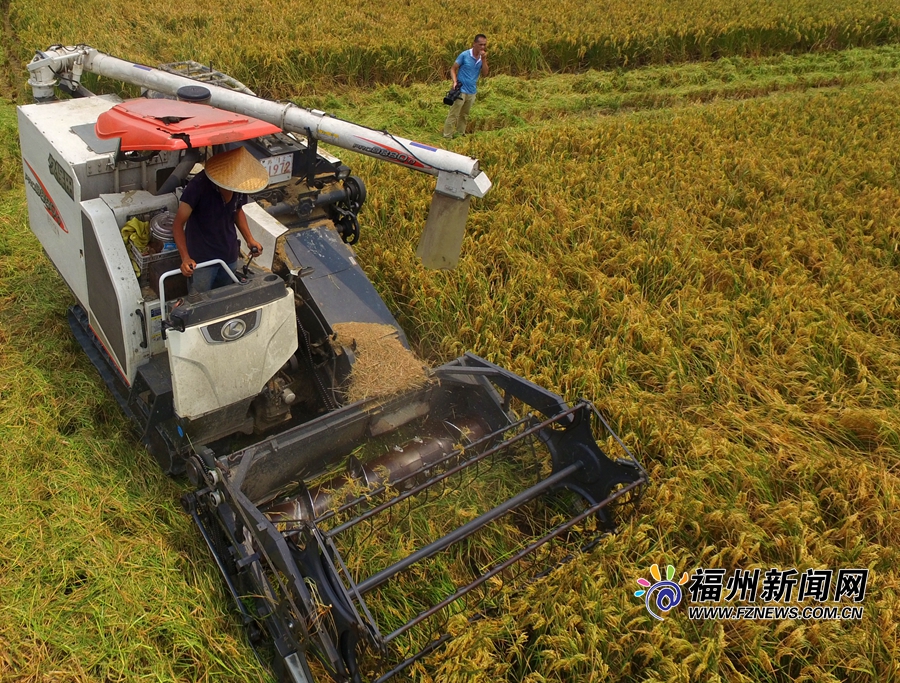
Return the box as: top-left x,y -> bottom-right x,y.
443,84 -> 462,106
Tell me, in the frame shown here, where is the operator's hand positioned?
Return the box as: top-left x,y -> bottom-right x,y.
248,239 -> 263,256
181,258 -> 197,277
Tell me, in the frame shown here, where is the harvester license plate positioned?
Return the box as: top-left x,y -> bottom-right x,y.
261,153 -> 293,184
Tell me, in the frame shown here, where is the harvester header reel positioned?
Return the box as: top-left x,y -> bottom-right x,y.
184,355 -> 647,682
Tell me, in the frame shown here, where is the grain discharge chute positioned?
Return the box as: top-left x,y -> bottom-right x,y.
18,46 -> 648,683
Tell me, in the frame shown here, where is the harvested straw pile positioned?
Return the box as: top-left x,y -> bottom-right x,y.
332,322 -> 429,402
272,237 -> 292,273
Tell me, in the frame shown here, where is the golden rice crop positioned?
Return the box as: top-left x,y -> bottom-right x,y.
2,37 -> 900,683
8,0 -> 900,93
347,82 -> 900,681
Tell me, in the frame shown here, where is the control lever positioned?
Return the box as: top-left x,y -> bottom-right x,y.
243,245 -> 260,277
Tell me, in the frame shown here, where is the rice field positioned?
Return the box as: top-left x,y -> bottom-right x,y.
353,87 -> 900,679
8,0 -> 900,93
2,2 -> 900,682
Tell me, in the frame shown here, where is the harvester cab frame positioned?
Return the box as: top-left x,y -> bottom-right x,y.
18,45 -> 648,683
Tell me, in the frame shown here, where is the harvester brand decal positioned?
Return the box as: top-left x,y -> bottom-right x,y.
24,160 -> 67,233
48,153 -> 74,200
221,318 -> 247,341
635,563 -> 868,621
352,137 -> 430,170
201,310 -> 260,344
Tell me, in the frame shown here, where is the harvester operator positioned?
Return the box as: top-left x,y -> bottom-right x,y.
443,34 -> 489,139
172,147 -> 267,293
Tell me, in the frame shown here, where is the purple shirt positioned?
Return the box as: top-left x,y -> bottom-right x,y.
180,171 -> 247,264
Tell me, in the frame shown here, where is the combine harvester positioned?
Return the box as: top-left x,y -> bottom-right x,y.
18,46 -> 648,683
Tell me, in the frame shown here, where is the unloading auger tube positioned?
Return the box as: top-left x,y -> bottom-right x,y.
26,45 -> 491,268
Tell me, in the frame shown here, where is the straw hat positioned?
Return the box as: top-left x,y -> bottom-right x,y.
204,147 -> 269,193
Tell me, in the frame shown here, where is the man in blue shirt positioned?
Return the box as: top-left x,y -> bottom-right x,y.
443,34 -> 489,139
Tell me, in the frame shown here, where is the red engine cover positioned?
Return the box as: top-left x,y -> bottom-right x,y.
95,98 -> 281,151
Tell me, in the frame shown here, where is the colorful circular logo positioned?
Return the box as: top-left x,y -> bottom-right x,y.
635,564 -> 690,620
